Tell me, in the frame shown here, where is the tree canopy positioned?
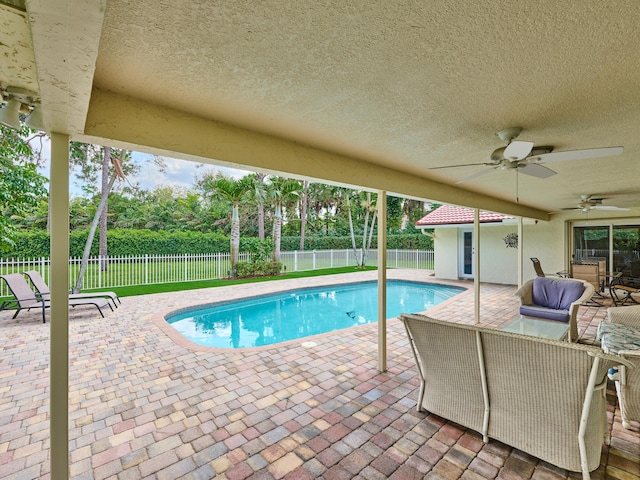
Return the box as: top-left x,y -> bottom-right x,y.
0,125 -> 48,252
1,130 -> 431,257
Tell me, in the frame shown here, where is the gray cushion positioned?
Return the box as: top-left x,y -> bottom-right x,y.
520,305 -> 570,322
531,277 -> 585,310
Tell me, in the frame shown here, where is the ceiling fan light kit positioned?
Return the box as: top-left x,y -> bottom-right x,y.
559,194 -> 630,214
0,85 -> 43,131
0,98 -> 21,129
430,127 -> 624,185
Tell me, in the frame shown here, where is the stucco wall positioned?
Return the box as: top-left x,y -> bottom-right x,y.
520,219 -> 567,280
432,218 -> 567,285
433,228 -> 459,280
477,226 -> 519,284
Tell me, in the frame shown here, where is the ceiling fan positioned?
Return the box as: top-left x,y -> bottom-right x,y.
430,127 -> 624,184
560,194 -> 630,214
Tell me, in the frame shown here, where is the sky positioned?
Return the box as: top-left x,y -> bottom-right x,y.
127,151 -> 251,192
34,137 -> 251,196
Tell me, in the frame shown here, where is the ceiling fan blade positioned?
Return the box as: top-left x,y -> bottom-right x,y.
455,167 -> 497,184
503,141 -> 534,160
533,146 -> 623,163
592,205 -> 630,211
430,162 -> 492,170
518,163 -> 557,179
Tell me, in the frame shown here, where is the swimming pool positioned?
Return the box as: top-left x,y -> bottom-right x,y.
165,280 -> 464,349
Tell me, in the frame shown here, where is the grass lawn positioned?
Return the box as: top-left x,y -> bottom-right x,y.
113,265 -> 378,297
0,266 -> 378,303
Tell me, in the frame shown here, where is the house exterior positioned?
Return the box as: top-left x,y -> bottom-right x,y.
417,204 -> 640,287
416,205 -> 561,285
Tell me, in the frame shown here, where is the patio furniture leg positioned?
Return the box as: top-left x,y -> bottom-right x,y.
475,331 -> 490,443
402,322 -> 426,413
72,304 -> 106,318
578,357 -> 603,480
600,378 -> 610,446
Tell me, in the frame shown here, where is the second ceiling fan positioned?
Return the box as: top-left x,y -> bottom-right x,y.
559,194 -> 629,214
431,127 -> 624,184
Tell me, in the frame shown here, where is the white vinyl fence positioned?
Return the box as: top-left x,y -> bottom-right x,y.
0,249 -> 434,296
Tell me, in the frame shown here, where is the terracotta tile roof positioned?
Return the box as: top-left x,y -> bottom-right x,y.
415,204 -> 514,226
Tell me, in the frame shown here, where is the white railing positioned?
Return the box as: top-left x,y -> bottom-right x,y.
0,249 -> 434,296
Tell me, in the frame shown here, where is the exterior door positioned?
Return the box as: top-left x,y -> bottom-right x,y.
459,229 -> 474,279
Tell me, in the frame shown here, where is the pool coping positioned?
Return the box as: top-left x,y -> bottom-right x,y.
150,273 -> 470,354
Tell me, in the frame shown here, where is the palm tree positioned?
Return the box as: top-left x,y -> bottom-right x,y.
198,172 -> 253,277
308,182 -> 338,234
335,188 -> 377,268
247,172 -> 268,240
267,177 -> 303,262
299,180 -> 309,250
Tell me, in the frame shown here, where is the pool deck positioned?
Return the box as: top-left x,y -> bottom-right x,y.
0,269 -> 638,479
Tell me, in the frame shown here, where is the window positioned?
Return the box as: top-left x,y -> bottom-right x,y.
613,226 -> 640,274
573,224 -> 640,274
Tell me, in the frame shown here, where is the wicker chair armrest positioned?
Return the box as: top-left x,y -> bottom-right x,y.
607,305 -> 640,328
617,350 -> 640,359
573,280 -> 595,305
514,279 -> 534,305
587,350 -> 635,369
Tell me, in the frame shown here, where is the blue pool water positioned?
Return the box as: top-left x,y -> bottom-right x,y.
166,280 -> 463,349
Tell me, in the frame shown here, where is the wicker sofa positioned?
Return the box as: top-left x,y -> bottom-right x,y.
400,313 -> 631,479
514,276 -> 594,342
605,305 -> 640,429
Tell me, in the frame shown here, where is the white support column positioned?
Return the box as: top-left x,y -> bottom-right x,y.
474,209 -> 480,324
377,191 -> 387,372
50,133 -> 70,480
518,217 -> 523,288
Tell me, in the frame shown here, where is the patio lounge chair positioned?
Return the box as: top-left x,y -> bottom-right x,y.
24,270 -> 120,308
0,273 -> 112,323
608,273 -> 640,306
530,257 -> 569,278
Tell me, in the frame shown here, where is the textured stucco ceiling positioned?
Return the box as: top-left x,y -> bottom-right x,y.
4,0 -> 640,218
0,1 -> 37,94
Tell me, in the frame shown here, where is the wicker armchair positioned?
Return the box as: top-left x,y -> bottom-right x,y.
606,305 -> 640,429
515,277 -> 594,342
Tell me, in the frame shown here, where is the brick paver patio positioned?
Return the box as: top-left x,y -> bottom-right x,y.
0,270 -> 638,479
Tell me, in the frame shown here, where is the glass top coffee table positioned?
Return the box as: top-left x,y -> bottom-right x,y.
501,315 -> 569,341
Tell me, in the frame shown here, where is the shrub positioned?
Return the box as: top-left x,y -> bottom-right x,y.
242,237 -> 275,263
236,261 -> 283,278
235,262 -> 252,278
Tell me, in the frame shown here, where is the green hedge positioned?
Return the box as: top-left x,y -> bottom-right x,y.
3,230 -> 433,258
281,234 -> 433,251
4,229 -> 230,258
